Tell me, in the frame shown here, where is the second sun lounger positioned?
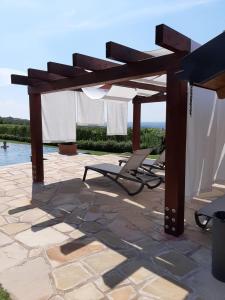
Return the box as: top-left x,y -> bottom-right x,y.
118,150 -> 165,174
195,195 -> 225,229
83,148 -> 163,196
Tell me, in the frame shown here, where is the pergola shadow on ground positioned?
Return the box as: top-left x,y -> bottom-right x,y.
8,175 -> 208,296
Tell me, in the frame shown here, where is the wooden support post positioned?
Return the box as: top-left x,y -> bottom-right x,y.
132,100 -> 141,151
29,93 -> 44,183
164,67 -> 188,236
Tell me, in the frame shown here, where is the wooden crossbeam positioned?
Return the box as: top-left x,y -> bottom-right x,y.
29,53 -> 181,94
106,41 -> 152,63
117,81 -> 166,92
28,68 -> 64,81
73,53 -> 118,71
134,93 -> 166,104
11,74 -> 42,86
156,24 -> 191,53
49,62 -> 165,92
12,67 -> 165,93
47,62 -> 87,77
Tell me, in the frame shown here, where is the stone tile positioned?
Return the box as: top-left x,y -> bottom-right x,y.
0,216 -> 7,226
0,222 -> 30,235
186,269 -> 225,300
166,239 -> 199,254
80,221 -> 103,233
107,285 -> 137,300
69,229 -> 86,240
0,242 -> 27,272
65,282 -> 104,300
0,231 -> 13,246
96,230 -> 129,250
154,251 -> 198,277
108,218 -> 146,242
96,274 -> 129,293
141,277 -> 190,300
0,204 -> 8,213
15,227 -> 68,247
53,222 -> 74,233
191,247 -> 211,268
29,247 -> 43,257
49,296 -> 64,300
52,262 -> 91,290
47,239 -> 105,267
84,249 -> 126,274
20,207 -> 47,223
0,257 -> 53,300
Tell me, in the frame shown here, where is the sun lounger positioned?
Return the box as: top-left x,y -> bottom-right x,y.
195,195 -> 225,229
118,150 -> 165,174
83,148 -> 163,196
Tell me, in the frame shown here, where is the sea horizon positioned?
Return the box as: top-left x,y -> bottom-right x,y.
128,121 -> 165,129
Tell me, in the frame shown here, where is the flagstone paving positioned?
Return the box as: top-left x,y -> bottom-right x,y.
0,152 -> 224,299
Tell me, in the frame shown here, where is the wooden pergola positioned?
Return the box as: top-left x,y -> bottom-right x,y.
11,24 -> 192,237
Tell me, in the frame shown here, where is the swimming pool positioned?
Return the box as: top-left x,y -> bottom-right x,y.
0,141 -> 57,167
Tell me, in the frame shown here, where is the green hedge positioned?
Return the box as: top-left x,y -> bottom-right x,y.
77,140 -> 132,153
0,124 -> 165,154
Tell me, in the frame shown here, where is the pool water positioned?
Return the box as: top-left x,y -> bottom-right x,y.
0,141 -> 57,167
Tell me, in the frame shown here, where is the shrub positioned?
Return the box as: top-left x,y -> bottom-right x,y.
0,124 -> 165,154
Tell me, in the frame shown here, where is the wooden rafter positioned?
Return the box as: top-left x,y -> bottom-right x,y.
11,74 -> 42,86
29,53 -> 180,94
48,62 -> 87,77
73,53 -> 118,70
106,41 -> 152,63
28,68 -> 64,81
156,24 -> 191,53
134,93 -> 166,103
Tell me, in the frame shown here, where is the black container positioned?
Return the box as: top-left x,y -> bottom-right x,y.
212,211 -> 225,282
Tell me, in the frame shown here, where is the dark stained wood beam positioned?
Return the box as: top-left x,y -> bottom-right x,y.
156,24 -> 191,53
164,66 -> 188,236
134,93 -> 166,103
73,53 -> 119,71
30,53 -> 180,94
11,74 -> 42,86
29,93 -> 44,183
47,62 -> 87,77
117,81 -> 166,92
132,101 -> 141,151
28,68 -> 64,81
106,41 -> 152,63
73,54 -> 166,92
12,68 -> 165,93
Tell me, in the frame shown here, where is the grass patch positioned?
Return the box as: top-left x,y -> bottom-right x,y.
0,285 -> 11,300
79,149 -> 159,158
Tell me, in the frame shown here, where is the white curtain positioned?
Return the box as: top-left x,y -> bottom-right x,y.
104,86 -> 136,135
41,91 -> 76,143
106,100 -> 128,135
213,100 -> 225,183
75,92 -> 105,126
185,87 -> 218,199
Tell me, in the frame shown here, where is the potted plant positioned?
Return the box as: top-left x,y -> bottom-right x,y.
58,142 -> 77,155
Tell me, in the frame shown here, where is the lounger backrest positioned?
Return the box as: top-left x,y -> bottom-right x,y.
120,148 -> 151,174
154,149 -> 165,165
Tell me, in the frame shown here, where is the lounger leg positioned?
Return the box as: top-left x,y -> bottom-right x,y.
108,175 -> 144,196
195,211 -> 211,229
146,178 -> 162,189
83,167 -> 88,181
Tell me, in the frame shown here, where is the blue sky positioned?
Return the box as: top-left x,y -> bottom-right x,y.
0,0 -> 224,121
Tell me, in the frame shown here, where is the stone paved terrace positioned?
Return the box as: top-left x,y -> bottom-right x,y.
0,153 -> 225,300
